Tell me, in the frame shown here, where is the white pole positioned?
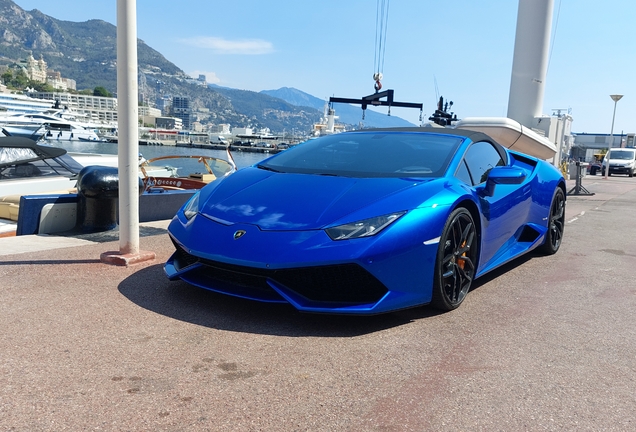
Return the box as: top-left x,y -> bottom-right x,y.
604,95 -> 624,179
507,0 -> 554,128
553,114 -> 562,167
117,0 -> 140,255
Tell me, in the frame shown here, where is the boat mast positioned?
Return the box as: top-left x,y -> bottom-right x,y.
507,0 -> 554,128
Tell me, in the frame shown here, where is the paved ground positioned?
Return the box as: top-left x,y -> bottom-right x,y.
1,175 -> 635,431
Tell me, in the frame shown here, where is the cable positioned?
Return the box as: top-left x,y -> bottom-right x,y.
373,0 -> 390,91
547,0 -> 562,74
380,0 -> 390,74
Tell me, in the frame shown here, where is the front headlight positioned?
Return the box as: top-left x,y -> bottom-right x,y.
325,211 -> 406,240
182,192 -> 200,220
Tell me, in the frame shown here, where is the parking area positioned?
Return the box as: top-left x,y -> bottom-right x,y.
1,176 -> 635,430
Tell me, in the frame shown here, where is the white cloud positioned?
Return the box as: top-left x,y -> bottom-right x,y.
180,37 -> 274,55
191,71 -> 221,84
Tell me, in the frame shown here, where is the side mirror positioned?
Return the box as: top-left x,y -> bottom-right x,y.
483,166 -> 526,197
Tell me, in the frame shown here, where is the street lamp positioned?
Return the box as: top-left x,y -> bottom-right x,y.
604,94 -> 624,179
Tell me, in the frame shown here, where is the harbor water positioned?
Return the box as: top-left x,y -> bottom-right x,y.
48,140 -> 271,173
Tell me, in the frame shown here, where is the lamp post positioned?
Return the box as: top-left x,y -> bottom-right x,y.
604,94 -> 624,179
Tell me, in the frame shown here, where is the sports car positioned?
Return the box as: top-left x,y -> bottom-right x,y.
165,127 -> 566,314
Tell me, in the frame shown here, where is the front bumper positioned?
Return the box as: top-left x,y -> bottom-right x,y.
164,211 -> 442,314
608,165 -> 634,175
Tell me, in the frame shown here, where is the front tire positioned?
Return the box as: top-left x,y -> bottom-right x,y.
431,208 -> 478,311
539,188 -> 565,255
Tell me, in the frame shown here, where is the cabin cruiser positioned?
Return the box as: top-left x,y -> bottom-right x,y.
0,111 -> 102,141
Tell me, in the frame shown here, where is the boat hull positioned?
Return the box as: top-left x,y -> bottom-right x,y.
455,117 -> 557,160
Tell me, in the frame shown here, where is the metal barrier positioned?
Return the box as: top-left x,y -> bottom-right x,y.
567,162 -> 594,196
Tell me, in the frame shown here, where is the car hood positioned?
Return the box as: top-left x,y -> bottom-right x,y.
199,167 -> 432,230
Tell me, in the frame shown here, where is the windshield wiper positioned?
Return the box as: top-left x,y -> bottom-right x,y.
257,164 -> 281,173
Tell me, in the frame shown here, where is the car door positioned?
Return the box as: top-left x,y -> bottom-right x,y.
456,141 -> 532,268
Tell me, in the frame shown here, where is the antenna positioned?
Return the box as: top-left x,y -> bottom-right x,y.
434,76 -> 439,101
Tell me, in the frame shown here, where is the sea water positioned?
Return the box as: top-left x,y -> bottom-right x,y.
48,140 -> 271,172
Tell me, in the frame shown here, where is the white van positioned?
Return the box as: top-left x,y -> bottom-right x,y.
210,135 -> 228,144
602,148 -> 636,177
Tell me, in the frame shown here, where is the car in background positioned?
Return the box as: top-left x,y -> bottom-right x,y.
232,140 -> 253,147
588,161 -> 602,175
165,128 -> 566,314
601,148 -> 636,177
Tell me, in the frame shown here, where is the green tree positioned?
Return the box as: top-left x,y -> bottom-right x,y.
93,86 -> 113,97
1,70 -> 13,85
29,80 -> 56,92
12,69 -> 29,88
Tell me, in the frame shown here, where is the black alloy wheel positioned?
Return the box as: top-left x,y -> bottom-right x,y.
539,188 -> 565,255
431,208 -> 478,311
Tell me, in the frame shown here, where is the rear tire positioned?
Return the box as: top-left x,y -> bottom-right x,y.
539,188 -> 565,255
431,208 -> 478,311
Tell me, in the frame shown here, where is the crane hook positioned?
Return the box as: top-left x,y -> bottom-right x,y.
373,72 -> 383,92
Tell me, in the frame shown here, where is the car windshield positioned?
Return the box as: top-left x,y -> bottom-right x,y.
257,131 -> 464,178
608,150 -> 634,160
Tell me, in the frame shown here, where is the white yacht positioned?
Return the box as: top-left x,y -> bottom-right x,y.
0,91 -> 55,114
0,111 -> 102,141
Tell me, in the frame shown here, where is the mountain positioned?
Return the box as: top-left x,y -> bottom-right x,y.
0,0 -> 181,91
0,0 -> 413,132
208,85 -> 324,133
261,87 -> 416,128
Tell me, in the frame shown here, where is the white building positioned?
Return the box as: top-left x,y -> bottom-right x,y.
19,54 -> 47,83
138,106 -> 162,117
46,71 -> 77,91
571,132 -> 635,161
209,123 -> 231,134
232,127 -> 253,136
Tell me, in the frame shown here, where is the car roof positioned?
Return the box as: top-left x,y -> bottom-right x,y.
354,127 -> 494,142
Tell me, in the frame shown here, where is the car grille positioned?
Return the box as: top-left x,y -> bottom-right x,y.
170,239 -> 388,304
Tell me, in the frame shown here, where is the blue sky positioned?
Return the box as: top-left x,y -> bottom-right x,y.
13,0 -> 636,134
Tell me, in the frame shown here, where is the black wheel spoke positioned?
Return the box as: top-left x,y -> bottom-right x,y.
460,222 -> 473,245
442,251 -> 454,266
457,256 -> 475,275
553,199 -> 564,220
550,196 -> 565,247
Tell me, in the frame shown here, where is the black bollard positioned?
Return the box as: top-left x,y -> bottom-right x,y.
75,166 -> 145,232
76,166 -> 120,232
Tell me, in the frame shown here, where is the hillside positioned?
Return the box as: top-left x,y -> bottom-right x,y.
261,87 -> 416,128
0,0 -> 412,132
0,0 -> 181,91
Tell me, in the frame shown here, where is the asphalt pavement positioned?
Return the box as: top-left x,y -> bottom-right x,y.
1,174 -> 635,431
